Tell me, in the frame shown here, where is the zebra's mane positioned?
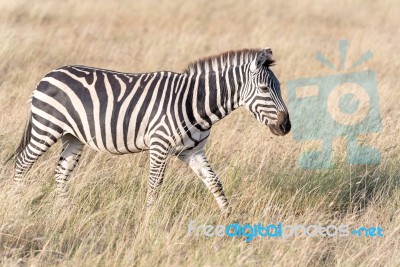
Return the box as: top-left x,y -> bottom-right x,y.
184,48 -> 275,74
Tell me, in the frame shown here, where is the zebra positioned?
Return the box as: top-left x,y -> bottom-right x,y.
9,47 -> 291,217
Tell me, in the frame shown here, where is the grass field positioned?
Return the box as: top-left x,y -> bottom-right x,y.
0,0 -> 399,266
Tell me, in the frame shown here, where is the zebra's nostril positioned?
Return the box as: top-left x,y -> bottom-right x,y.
279,118 -> 291,134
279,124 -> 286,133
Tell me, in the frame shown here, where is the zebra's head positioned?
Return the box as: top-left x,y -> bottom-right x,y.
242,48 -> 291,136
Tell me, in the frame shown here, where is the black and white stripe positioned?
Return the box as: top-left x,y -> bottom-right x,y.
10,48 -> 290,216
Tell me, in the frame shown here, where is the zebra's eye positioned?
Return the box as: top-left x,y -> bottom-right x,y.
260,85 -> 270,93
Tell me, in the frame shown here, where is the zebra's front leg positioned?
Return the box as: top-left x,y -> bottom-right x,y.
179,150 -> 231,218
146,148 -> 169,209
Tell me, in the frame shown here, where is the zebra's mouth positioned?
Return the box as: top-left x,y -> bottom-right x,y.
268,124 -> 286,136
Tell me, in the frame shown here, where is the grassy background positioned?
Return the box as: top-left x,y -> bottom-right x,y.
0,0 -> 399,266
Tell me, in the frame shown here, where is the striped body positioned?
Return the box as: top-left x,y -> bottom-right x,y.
11,48 -> 291,217
34,65 -> 242,154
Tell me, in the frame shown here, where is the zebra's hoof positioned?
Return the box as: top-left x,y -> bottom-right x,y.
222,207 -> 232,219
56,196 -> 71,208
11,185 -> 24,195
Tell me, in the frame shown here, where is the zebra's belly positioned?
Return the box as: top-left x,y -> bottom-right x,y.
83,138 -> 150,154
66,125 -> 151,155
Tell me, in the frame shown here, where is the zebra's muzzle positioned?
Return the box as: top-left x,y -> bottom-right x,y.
269,112 -> 291,136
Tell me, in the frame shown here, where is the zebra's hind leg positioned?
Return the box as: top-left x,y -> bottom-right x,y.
54,134 -> 84,203
178,150 -> 231,218
13,129 -> 60,193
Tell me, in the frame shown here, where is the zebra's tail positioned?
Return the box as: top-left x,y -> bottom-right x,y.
5,102 -> 33,164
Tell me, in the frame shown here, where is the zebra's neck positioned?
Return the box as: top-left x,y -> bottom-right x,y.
188,64 -> 248,129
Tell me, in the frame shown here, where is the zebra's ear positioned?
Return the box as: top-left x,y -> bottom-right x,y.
250,48 -> 274,73
264,47 -> 273,55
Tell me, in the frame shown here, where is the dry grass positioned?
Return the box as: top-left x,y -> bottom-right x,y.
0,0 -> 399,266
